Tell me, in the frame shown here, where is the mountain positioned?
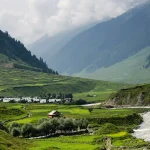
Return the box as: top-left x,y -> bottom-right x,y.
0,30 -> 57,74
107,84 -> 150,106
49,1 -> 150,77
27,24 -> 95,65
76,47 -> 150,84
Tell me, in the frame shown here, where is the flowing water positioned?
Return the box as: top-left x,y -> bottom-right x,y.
133,112 -> 150,142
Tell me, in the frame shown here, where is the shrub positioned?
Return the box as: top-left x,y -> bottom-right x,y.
88,123 -> 100,129
38,121 -> 55,136
21,123 -> 35,138
96,123 -> 119,135
38,118 -> 49,125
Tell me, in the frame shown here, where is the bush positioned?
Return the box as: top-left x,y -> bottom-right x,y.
88,123 -> 100,129
75,99 -> 87,105
96,123 -> 119,135
38,121 -> 55,136
38,118 -> 49,125
126,127 -> 134,133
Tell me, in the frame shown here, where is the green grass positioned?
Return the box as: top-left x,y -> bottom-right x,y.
29,135 -> 99,150
0,105 -> 26,122
0,130 -> 30,150
0,103 -> 145,125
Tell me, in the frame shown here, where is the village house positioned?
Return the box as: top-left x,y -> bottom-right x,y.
48,110 -> 61,118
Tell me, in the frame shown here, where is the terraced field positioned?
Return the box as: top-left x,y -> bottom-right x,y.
0,67 -> 128,102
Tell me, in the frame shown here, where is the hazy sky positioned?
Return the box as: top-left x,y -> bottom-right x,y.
0,0 -> 147,44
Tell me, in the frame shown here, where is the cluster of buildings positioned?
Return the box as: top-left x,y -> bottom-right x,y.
1,97 -> 72,104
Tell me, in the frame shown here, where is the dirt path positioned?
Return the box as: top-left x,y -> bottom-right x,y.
106,137 -> 112,150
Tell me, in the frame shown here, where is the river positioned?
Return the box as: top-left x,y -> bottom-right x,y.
133,112 -> 150,142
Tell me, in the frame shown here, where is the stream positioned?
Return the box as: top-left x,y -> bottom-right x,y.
133,112 -> 150,142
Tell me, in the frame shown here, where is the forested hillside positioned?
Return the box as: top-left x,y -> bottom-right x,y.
0,30 -> 57,74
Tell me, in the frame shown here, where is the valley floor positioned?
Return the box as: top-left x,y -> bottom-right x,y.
1,103 -> 150,150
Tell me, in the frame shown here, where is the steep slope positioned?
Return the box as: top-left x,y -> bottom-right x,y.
50,1 -> 150,75
0,30 -> 57,74
107,84 -> 150,106
76,47 -> 150,84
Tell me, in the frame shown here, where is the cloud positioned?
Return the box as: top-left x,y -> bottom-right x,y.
0,0 -> 147,44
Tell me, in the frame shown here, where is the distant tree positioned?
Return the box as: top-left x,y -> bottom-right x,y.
52,93 -> 56,99
88,108 -> 93,113
63,118 -> 74,132
38,121 -> 55,136
21,123 -> 35,138
38,118 -> 49,125
77,119 -> 88,130
58,118 -> 65,133
50,118 -> 59,130
9,100 -> 16,103
75,99 -> 87,105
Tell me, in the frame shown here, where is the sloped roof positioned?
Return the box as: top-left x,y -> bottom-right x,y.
48,110 -> 59,115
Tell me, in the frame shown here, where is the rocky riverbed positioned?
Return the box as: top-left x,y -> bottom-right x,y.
133,112 -> 150,142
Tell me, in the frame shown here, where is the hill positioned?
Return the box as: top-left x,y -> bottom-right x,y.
76,47 -> 150,84
107,84 -> 150,106
48,1 -> 150,77
0,30 -> 57,74
0,130 -> 30,150
0,67 -> 128,102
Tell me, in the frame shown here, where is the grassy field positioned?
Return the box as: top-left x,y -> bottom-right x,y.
0,67 -> 128,102
0,103 -> 141,125
29,135 -> 99,150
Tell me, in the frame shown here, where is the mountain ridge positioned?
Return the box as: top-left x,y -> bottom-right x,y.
0,30 -> 57,74
47,1 -> 150,76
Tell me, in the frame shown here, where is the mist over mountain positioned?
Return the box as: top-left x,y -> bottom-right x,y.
27,24 -> 96,64
46,2 -> 150,78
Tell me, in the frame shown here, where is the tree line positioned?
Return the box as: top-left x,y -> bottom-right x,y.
9,118 -> 88,138
0,30 -> 58,74
41,93 -> 73,100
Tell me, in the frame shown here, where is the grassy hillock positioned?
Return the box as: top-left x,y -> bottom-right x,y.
0,130 -> 30,150
107,84 -> 150,106
0,67 -> 128,102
